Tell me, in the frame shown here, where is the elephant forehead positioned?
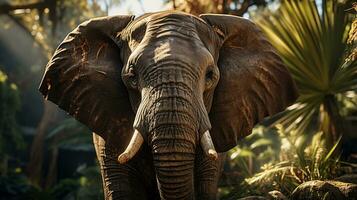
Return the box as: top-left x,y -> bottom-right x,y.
148,15 -> 199,39
146,11 -> 220,63
124,11 -> 217,73
147,11 -> 198,24
124,11 -> 219,59
129,34 -> 212,67
130,39 -> 214,74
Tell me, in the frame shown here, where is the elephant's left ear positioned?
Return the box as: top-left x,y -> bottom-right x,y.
39,15 -> 135,140
200,14 -> 298,152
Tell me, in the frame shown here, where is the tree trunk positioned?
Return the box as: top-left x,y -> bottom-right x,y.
45,147 -> 58,189
320,95 -> 343,153
1,154 -> 8,177
26,100 -> 58,187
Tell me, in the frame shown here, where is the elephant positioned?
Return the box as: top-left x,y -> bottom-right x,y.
39,11 -> 298,200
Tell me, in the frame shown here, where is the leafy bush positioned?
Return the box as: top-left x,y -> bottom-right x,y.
0,165 -> 102,200
227,126 -> 281,178
220,122 -> 357,200
0,70 -> 23,176
245,127 -> 343,195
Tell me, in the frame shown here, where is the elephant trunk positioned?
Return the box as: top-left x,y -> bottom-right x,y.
152,126 -> 196,199
131,64 -> 213,198
148,82 -> 199,199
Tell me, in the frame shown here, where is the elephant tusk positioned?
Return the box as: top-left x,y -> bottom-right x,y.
200,130 -> 218,161
117,129 -> 144,164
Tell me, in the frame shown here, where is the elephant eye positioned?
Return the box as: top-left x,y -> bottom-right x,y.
128,65 -> 136,77
206,69 -> 214,82
125,64 -> 137,88
205,67 -> 218,90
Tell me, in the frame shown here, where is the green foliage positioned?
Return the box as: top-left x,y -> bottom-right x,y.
227,126 -> 281,177
220,125 -> 352,198
256,0 -> 357,145
0,70 -> 24,175
75,165 -> 104,200
219,127 -> 282,199
0,173 -> 34,200
346,2 -> 357,63
226,2 -> 357,197
47,118 -> 92,151
246,127 -> 342,194
7,0 -> 114,58
0,70 -> 23,149
0,165 -> 102,200
2,0 -> 112,188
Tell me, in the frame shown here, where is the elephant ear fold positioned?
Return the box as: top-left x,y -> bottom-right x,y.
200,14 -> 298,152
39,15 -> 135,140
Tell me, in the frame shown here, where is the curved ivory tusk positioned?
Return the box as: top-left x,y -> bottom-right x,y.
200,130 -> 218,160
117,129 -> 144,164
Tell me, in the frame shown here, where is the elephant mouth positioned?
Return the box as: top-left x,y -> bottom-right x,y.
117,129 -> 217,164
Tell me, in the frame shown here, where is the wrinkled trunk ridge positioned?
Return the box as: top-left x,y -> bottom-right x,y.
152,123 -> 196,199
149,84 -> 198,199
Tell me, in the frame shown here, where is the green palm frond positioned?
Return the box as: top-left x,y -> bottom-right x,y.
256,0 -> 356,138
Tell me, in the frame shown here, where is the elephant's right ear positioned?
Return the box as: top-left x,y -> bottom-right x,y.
200,14 -> 298,152
39,15 -> 135,139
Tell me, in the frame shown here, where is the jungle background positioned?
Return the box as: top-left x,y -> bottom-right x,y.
0,0 -> 356,199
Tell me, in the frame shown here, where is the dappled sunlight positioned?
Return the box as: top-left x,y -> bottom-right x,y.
0,0 -> 356,199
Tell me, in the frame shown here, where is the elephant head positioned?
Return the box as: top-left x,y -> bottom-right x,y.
39,11 -> 297,199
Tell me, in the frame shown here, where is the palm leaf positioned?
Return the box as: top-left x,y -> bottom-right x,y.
255,0 -> 356,138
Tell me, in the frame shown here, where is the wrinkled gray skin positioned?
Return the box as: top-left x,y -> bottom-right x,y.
39,11 -> 298,200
